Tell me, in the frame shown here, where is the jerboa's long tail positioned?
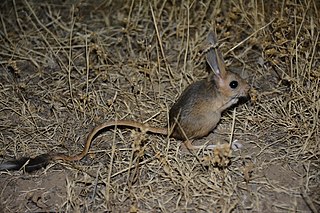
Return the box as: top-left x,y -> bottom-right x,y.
0,120 -> 168,172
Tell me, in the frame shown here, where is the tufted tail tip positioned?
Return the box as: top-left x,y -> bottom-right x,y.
0,154 -> 52,172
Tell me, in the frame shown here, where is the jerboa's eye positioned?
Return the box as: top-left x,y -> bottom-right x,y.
229,81 -> 238,89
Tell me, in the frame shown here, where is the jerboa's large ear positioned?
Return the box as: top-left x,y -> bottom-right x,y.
206,31 -> 227,76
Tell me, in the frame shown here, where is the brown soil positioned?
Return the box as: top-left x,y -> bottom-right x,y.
0,0 -> 319,212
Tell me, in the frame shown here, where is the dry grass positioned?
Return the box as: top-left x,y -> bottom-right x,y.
0,0 -> 319,212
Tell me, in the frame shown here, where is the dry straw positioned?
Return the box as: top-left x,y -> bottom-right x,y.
0,0 -> 319,212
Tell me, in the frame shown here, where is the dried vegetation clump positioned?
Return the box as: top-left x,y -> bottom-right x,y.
0,0 -> 319,212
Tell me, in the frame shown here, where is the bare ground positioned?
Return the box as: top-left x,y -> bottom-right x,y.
0,0 -> 319,212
